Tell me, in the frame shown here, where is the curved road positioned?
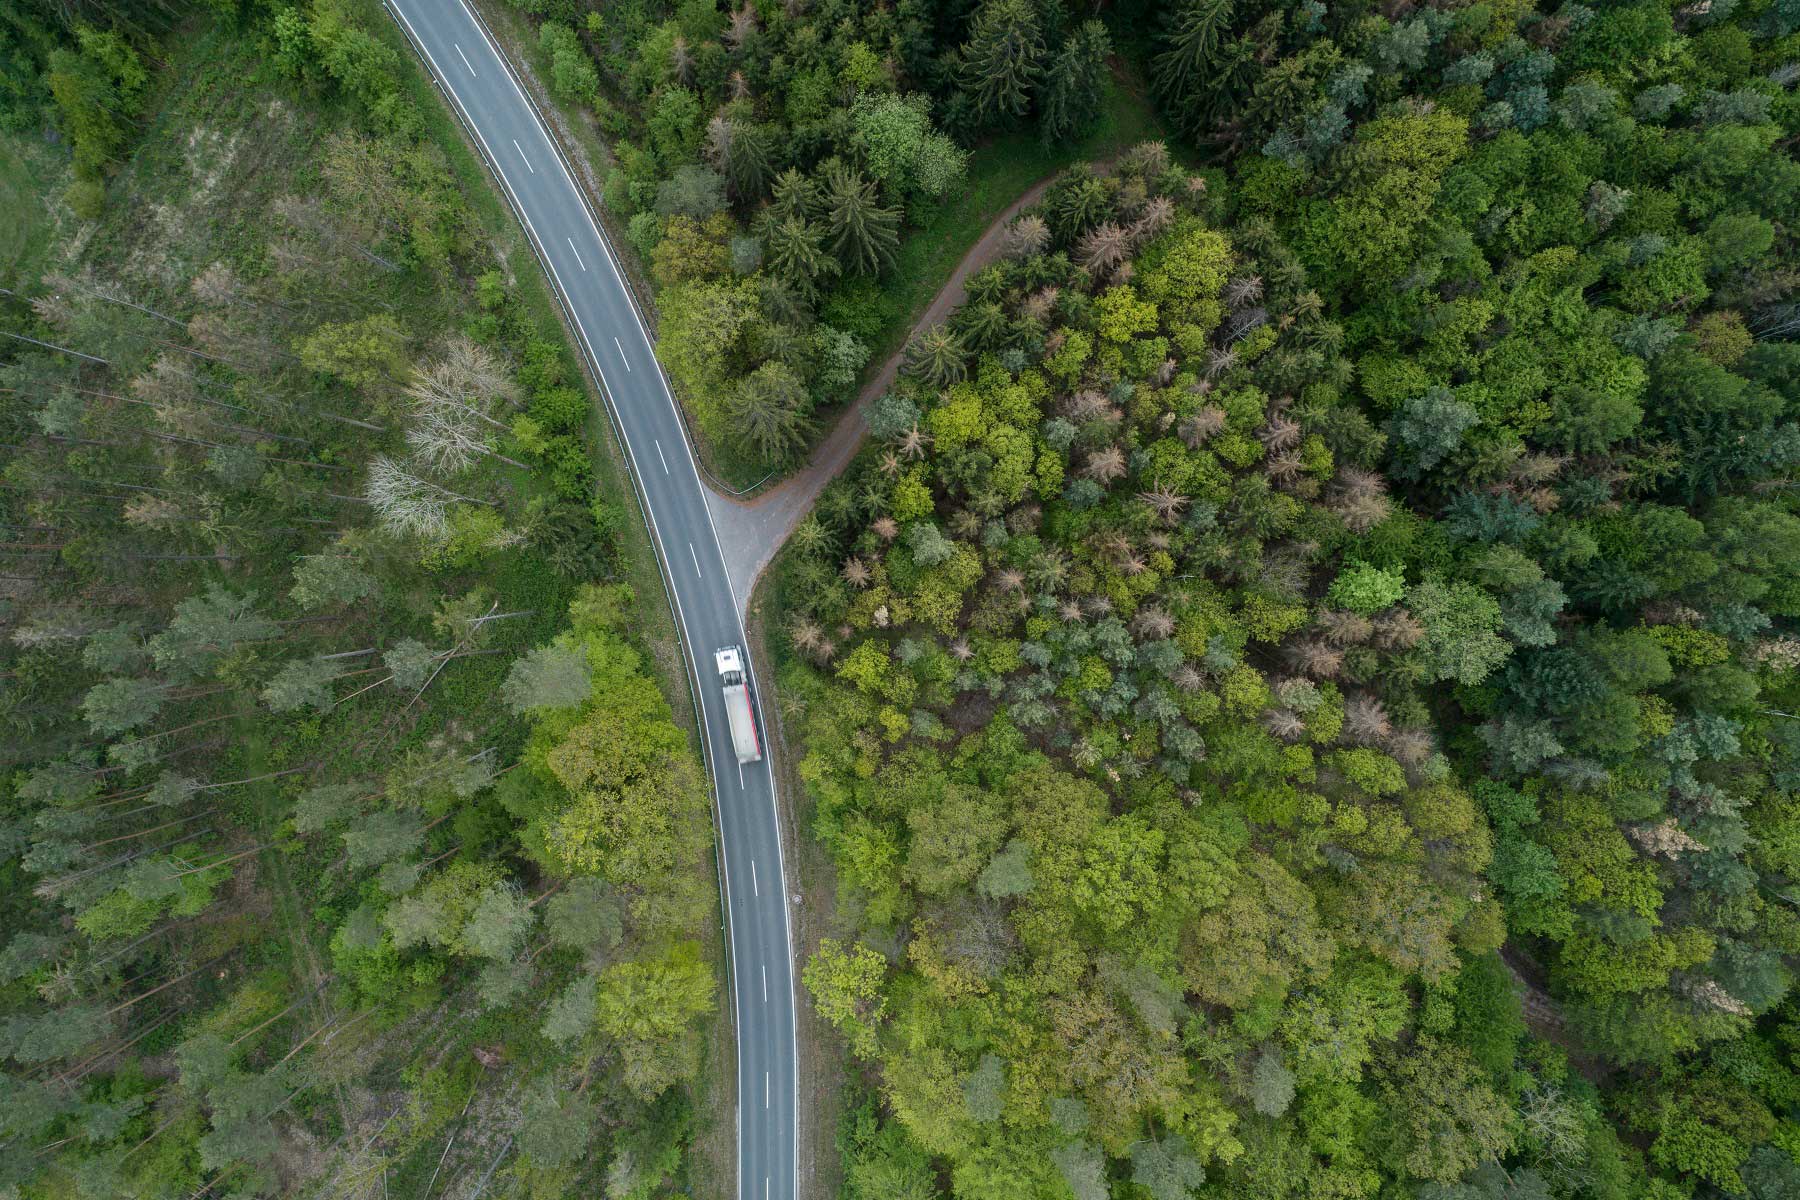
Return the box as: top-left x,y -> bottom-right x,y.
381,3 -> 797,1197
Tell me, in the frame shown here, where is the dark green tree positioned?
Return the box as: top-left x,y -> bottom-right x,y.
823,165 -> 901,277
904,324 -> 968,388
1039,21 -> 1112,148
517,1079 -> 593,1168
727,361 -> 815,463
956,0 -> 1045,129
1152,0 -> 1236,137
763,213 -> 834,298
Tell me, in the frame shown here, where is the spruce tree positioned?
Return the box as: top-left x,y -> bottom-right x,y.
822,164 -> 901,277
1038,21 -> 1111,147
957,0 -> 1045,128
1153,0 -> 1236,136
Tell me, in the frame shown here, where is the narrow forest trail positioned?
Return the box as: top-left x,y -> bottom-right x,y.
703,169 -> 1076,609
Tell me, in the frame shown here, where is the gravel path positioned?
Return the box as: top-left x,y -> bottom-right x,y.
707,173 -> 1068,612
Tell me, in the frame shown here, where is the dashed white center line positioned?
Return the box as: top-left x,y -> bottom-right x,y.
567,238 -> 586,271
751,859 -> 759,896
386,15 -> 796,1188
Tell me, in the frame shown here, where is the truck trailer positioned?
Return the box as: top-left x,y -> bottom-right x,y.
714,646 -> 762,765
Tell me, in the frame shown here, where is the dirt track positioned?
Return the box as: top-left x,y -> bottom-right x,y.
705,171 -> 1072,607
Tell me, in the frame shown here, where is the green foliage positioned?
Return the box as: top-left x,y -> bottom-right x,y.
12,0 -> 1800,1187
501,0 -> 1140,489
851,93 -> 968,218
539,22 -> 598,106
1328,562 -> 1406,615
727,360 -> 814,465
505,589 -> 712,934
518,1078 -> 594,1168
595,940 -> 717,1101
1039,22 -> 1113,149
823,164 -> 902,278
1407,578 -> 1512,686
45,25 -> 149,187
954,0 -> 1045,131
804,939 -> 888,1059
298,313 -> 407,389
0,6 -> 721,1192
772,0 -> 1800,1162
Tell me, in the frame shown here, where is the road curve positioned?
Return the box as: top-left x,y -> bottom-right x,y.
381,3 -> 798,1196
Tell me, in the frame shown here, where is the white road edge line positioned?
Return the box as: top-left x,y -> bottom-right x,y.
511,139 -> 533,173
567,238 -> 586,271
614,336 -> 631,370
688,542 -> 703,579
454,43 -> 475,75
655,440 -> 669,474
397,10 -> 800,1200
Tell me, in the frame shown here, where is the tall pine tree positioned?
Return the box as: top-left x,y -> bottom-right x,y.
955,0 -> 1045,130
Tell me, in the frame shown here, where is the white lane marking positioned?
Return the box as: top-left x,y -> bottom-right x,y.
512,139 -> 533,173
393,13 -> 799,1200
655,440 -> 669,475
751,859 -> 759,896
454,43 -> 476,75
765,1072 -> 770,1108
614,336 -> 631,370
567,238 -> 586,271
738,758 -> 745,789
688,542 -> 702,579
761,964 -> 767,1002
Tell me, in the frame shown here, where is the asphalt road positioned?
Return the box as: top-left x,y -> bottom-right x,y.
381,3 -> 798,1196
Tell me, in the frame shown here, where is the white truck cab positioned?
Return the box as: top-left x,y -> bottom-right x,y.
714,646 -> 762,764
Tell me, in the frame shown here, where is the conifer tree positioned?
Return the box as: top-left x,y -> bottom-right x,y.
822,165 -> 901,277
956,0 -> 1045,128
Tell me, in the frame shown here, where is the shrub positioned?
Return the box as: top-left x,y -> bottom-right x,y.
540,22 -> 599,106
1328,562 -> 1407,614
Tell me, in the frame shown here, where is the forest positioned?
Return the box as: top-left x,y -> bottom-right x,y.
496,0 -> 1125,483
8,0 -> 1800,1195
0,0 -> 724,1196
769,0 -> 1800,1195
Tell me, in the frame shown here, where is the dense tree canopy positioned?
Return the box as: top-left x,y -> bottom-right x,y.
506,0 -> 1124,476
776,11 -> 1800,1175
13,0 -> 1800,1194
0,3 -> 718,1195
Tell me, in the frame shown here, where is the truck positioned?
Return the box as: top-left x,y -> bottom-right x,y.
714,646 -> 762,765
